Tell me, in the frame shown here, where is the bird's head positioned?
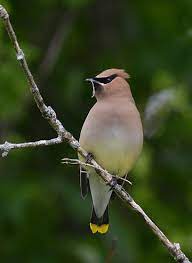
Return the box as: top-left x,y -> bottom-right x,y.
86,68 -> 132,100
86,69 -> 132,100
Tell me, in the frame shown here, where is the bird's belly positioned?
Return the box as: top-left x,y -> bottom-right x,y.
94,144 -> 135,177
89,127 -> 142,177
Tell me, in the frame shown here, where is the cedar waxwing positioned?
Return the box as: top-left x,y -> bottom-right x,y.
79,69 -> 143,234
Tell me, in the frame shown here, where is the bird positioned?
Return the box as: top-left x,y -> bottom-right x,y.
78,68 -> 143,234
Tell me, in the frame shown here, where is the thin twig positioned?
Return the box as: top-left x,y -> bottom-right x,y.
0,137 -> 62,157
0,5 -> 191,263
61,158 -> 132,185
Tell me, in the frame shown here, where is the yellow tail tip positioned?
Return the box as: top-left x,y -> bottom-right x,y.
90,223 -> 109,234
90,223 -> 98,234
97,224 -> 109,234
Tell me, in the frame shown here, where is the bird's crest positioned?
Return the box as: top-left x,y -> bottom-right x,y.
96,68 -> 130,79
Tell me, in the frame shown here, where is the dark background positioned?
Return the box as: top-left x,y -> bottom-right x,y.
0,0 -> 192,262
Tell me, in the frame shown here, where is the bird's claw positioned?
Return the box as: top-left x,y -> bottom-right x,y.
85,152 -> 94,163
107,177 -> 118,191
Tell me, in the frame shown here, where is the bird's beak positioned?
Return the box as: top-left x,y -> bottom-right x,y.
85,78 -> 102,98
85,78 -> 93,82
85,78 -> 100,85
85,78 -> 102,85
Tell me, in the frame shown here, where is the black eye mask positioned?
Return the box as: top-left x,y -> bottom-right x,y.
93,74 -> 117,84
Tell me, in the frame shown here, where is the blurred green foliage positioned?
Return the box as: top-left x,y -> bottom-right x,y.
0,0 -> 192,262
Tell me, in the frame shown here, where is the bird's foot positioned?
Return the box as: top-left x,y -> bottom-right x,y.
85,152 -> 94,163
107,177 -> 118,191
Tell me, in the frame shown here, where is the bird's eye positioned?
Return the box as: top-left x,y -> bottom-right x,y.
105,74 -> 117,83
93,74 -> 117,84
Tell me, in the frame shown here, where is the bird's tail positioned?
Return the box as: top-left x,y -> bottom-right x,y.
90,205 -> 109,234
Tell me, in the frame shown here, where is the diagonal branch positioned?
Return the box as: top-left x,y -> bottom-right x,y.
0,5 -> 191,263
61,158 -> 132,185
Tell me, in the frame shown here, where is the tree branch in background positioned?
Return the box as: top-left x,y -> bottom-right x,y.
0,5 -> 191,263
38,10 -> 77,84
105,238 -> 118,263
0,9 -> 76,144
